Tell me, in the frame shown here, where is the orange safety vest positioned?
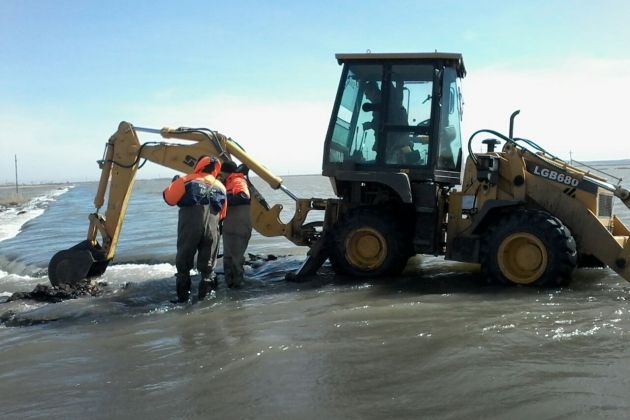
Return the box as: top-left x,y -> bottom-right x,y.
162,173 -> 215,205
163,157 -> 227,219
225,173 -> 250,205
226,174 -> 247,196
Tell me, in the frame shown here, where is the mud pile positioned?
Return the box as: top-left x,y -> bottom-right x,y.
6,281 -> 106,303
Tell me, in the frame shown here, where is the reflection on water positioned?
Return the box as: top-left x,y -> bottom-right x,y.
2,256 -> 630,418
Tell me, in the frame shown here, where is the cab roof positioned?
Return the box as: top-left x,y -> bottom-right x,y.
335,52 -> 466,77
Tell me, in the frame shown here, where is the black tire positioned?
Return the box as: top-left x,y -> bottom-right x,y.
481,209 -> 577,287
328,209 -> 409,277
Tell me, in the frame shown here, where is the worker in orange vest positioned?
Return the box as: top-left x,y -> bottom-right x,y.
220,161 -> 252,288
163,156 -> 226,302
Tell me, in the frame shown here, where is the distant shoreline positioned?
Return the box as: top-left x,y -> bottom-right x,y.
0,183 -> 72,189
0,184 -> 69,207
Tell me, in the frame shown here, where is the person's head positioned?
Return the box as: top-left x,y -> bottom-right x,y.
236,163 -> 249,176
363,81 -> 381,102
194,156 -> 221,177
221,160 -> 238,174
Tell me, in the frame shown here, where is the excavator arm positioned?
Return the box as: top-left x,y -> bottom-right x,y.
48,121 -> 327,287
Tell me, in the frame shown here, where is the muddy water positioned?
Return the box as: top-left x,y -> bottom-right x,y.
1,172 -> 630,419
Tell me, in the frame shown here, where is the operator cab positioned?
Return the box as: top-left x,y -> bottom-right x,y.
323,52 -> 466,185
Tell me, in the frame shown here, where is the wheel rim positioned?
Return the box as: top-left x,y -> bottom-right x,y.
345,227 -> 387,270
497,232 -> 548,284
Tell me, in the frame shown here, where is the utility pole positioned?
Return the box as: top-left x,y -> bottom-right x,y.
14,154 -> 18,194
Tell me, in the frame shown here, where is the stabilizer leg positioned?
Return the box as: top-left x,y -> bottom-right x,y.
285,235 -> 328,282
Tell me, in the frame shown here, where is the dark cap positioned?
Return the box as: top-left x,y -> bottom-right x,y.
221,160 -> 238,174
236,163 -> 249,175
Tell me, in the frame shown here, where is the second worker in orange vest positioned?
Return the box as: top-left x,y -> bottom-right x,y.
220,161 -> 252,288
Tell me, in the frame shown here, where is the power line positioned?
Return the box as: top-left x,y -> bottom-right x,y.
14,154 -> 19,195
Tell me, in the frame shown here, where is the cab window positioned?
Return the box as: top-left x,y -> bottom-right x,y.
437,67 -> 463,170
327,65 -> 382,164
326,62 -> 437,167
382,64 -> 433,165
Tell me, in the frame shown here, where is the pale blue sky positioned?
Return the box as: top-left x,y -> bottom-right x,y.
2,0 -> 630,183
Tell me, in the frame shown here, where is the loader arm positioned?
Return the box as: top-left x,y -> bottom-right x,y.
502,140 -> 630,282
452,128 -> 630,286
523,163 -> 630,282
48,121 -> 326,287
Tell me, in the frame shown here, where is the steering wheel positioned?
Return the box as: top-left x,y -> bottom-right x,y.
415,119 -> 430,136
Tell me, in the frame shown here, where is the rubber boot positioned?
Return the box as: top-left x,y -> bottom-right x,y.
175,273 -> 191,303
198,272 -> 217,301
225,264 -> 243,289
224,264 -> 235,289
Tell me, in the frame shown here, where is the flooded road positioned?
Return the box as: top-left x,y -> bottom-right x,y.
2,175 -> 630,419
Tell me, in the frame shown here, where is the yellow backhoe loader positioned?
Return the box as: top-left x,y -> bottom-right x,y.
48,52 -> 630,288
